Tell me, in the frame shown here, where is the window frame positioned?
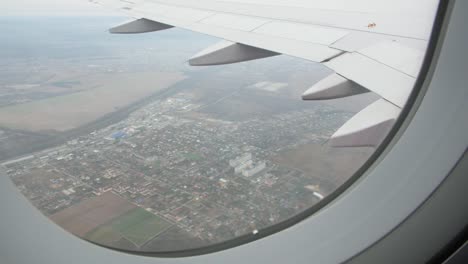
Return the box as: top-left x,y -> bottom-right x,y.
1,0 -> 467,263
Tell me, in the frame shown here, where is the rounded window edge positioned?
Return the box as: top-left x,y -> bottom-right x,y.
0,0 -> 450,258
67,0 -> 453,258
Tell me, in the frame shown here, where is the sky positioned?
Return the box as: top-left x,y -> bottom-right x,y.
0,0 -> 117,16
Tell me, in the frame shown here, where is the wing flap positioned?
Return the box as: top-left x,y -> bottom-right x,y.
198,13 -> 270,32
330,32 -> 428,53
325,51 -> 415,108
252,21 -> 349,46
358,41 -> 425,78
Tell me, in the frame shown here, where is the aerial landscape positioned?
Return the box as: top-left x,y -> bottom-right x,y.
1,16 -> 375,252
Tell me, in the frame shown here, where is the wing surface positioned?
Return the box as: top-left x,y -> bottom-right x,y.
88,0 -> 439,147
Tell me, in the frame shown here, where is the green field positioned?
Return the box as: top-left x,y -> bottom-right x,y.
85,208 -> 172,247
86,226 -> 122,245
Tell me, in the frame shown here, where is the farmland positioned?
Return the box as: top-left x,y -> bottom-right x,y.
50,192 -> 137,237
0,71 -> 185,132
86,208 -> 172,247
51,191 -> 173,249
273,143 -> 373,194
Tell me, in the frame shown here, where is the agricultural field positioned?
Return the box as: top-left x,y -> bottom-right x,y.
273,143 -> 373,195
51,191 -> 173,249
50,192 -> 137,237
85,207 -> 173,248
0,71 -> 185,132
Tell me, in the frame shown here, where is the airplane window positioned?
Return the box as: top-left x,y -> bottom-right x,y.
1,0 -> 439,255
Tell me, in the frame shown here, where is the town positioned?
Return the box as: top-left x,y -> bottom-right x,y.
6,88 -> 350,249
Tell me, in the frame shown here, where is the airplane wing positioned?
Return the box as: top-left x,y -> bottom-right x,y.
88,0 -> 439,147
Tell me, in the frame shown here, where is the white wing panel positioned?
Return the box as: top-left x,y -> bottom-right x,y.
253,21 -> 349,45
212,0 -> 435,14
330,32 -> 428,53
325,52 -> 415,108
199,14 -> 269,32
137,2 -> 214,25
137,0 -> 438,39
358,41 -> 425,78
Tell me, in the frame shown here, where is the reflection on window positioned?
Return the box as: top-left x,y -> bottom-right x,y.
3,16 -> 376,252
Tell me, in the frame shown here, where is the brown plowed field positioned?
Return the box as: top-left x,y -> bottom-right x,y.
50,192 -> 136,237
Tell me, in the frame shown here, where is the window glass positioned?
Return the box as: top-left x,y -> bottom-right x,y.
1,0 -> 437,254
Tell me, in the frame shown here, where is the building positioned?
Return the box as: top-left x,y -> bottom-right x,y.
229,153 -> 252,167
234,160 -> 253,174
242,162 -> 266,177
